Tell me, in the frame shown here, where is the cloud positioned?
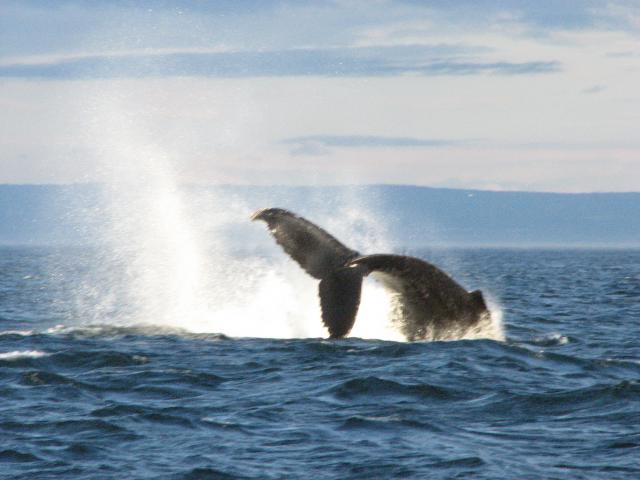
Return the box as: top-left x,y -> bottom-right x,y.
582,84 -> 606,94
398,0 -> 639,33
0,46 -> 560,79
2,0 -> 637,66
605,50 -> 640,58
284,135 -> 467,156
414,60 -> 560,75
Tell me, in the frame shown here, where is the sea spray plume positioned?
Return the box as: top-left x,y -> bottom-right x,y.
252,208 -> 493,340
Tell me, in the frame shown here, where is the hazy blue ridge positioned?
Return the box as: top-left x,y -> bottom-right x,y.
1,184 -> 639,247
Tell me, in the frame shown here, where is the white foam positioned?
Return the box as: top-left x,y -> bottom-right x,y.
0,350 -> 49,360
0,330 -> 35,337
349,281 -> 405,341
45,325 -> 67,334
533,332 -> 570,345
549,333 -> 569,345
458,306 -> 505,342
468,297 -> 506,342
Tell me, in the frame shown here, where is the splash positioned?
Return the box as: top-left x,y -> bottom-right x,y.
459,303 -> 505,342
83,86 -> 212,328
73,86 -> 503,343
73,85 -> 401,339
178,205 -> 402,339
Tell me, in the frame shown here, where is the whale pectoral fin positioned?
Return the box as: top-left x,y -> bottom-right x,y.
252,208 -> 358,279
318,268 -> 363,338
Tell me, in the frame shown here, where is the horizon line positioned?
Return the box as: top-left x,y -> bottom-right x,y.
0,182 -> 639,196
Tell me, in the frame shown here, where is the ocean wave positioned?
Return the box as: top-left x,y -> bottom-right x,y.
44,323 -> 228,341
0,449 -> 41,463
51,350 -> 150,369
330,376 -> 463,400
0,350 -> 49,360
1,418 -> 137,438
0,329 -> 35,337
530,332 -> 571,346
339,414 -> 443,432
177,467 -> 251,480
17,370 -> 113,395
481,380 -> 640,419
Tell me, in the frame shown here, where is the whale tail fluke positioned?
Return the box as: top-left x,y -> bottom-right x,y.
319,268 -> 363,338
253,209 -> 491,340
251,208 -> 358,279
252,208 -> 363,337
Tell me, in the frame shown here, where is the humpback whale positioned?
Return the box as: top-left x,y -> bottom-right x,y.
252,208 -> 491,340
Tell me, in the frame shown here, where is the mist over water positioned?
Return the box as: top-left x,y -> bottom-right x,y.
70,86 -> 481,342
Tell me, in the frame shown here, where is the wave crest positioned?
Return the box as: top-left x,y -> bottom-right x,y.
0,350 -> 49,361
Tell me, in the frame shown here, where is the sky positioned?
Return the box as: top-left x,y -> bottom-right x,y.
1,0 -> 639,192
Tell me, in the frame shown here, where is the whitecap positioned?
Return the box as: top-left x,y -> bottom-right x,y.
532,332 -> 570,346
0,350 -> 49,360
45,324 -> 67,334
0,330 -> 35,337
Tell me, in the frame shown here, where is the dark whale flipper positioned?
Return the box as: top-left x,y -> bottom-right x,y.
348,254 -> 489,340
252,208 -> 363,338
251,208 -> 359,279
319,268 -> 363,338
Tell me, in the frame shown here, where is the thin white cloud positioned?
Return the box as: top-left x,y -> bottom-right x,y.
0,45 -> 561,79
284,135 -> 470,156
0,47 -> 235,67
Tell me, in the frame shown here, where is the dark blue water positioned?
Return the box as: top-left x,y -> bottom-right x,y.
1,247 -> 639,479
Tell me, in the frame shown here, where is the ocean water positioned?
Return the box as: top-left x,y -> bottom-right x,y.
1,247 -> 639,479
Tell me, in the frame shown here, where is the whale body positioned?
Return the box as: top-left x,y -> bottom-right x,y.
252,208 -> 491,340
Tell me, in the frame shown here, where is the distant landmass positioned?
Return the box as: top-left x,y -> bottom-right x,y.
1,184 -> 639,247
